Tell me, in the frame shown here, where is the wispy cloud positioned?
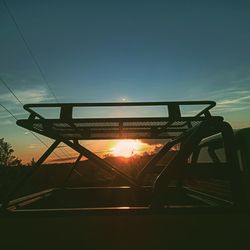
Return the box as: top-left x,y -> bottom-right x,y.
217,95 -> 250,106
0,119 -> 14,125
28,144 -> 42,149
230,75 -> 250,85
212,88 -> 250,114
190,83 -> 250,114
0,110 -> 26,119
0,86 -> 54,122
0,87 -> 53,105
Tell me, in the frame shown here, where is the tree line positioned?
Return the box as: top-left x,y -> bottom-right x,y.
0,138 -> 35,167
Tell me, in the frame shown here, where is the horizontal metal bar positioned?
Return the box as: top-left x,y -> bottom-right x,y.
49,128 -> 186,133
22,101 -> 216,120
24,101 -> 216,108
16,117 -> 223,141
18,116 -> 216,124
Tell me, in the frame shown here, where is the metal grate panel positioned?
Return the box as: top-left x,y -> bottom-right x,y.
16,101 -> 220,140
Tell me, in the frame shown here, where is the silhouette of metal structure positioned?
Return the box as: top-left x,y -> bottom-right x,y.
1,101 -> 244,212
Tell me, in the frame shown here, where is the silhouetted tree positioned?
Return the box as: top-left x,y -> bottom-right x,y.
27,157 -> 36,167
0,138 -> 22,167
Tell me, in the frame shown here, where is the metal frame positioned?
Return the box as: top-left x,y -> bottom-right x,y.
150,118 -> 241,207
1,101 -> 243,210
16,101 -> 216,140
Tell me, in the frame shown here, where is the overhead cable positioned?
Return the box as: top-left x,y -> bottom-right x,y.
2,0 -> 59,102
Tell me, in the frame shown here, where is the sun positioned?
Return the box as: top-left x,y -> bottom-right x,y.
111,139 -> 141,158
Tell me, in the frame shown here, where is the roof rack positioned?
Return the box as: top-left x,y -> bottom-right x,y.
17,101 -> 216,140
3,100 -> 243,210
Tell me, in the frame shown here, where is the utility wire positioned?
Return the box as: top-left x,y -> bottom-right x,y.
0,77 -> 23,106
2,1 -> 77,159
0,78 -> 62,158
1,1 -> 82,179
0,103 -> 82,177
0,102 -> 60,158
1,78 -> 71,159
0,81 -> 82,180
2,0 -> 58,102
0,103 -> 18,120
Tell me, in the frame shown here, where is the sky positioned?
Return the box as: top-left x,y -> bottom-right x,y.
0,0 -> 250,163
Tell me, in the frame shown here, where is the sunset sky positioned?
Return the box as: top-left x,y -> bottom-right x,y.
1,0 -> 250,163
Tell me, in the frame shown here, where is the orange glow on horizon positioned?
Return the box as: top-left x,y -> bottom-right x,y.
17,139 -> 163,164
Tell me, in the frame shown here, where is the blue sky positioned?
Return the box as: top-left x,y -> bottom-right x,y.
0,0 -> 250,162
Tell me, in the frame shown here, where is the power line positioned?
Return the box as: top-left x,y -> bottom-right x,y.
0,103 -> 82,177
2,1 -> 75,159
0,78 -> 65,160
1,78 -> 49,146
0,103 -> 18,120
0,80 -> 77,170
2,0 -> 59,102
0,77 -> 23,106
1,77 -> 73,160
0,102 -> 82,176
0,102 -> 58,157
2,0 -> 78,160
1,1 -> 82,180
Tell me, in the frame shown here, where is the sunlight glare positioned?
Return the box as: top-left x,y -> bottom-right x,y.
111,139 -> 141,158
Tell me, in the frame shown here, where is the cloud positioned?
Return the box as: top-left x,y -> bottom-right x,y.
189,83 -> 250,114
0,87 -> 53,105
0,110 -> 26,119
212,88 -> 250,114
140,143 -> 163,155
0,119 -> 13,125
28,144 -> 41,149
182,68 -> 250,116
0,86 -> 54,121
230,75 -> 250,85
141,139 -> 167,145
217,95 -> 250,106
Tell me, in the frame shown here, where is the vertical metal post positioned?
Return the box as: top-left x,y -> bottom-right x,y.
60,105 -> 73,120
150,118 -> 218,208
168,103 -> 181,120
221,122 -> 243,206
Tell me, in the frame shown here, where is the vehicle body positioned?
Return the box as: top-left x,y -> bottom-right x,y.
191,127 -> 250,206
0,101 -> 249,249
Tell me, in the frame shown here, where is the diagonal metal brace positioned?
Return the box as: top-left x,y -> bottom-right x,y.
61,153 -> 83,188
62,139 -> 138,187
1,140 -> 60,210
